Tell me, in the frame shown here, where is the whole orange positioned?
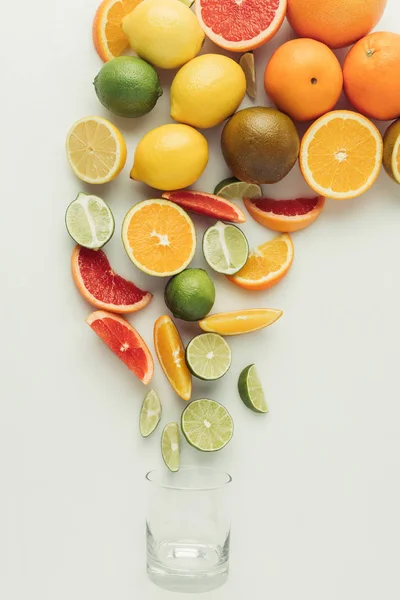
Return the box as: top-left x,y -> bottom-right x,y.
287,0 -> 387,49
343,32 -> 400,121
264,39 -> 343,122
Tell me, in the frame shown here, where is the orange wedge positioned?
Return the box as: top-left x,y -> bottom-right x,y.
154,315 -> 192,401
227,233 -> 294,291
199,309 -> 283,336
93,0 -> 142,62
300,110 -> 383,200
122,199 -> 196,277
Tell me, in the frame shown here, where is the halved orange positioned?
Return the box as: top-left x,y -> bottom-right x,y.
92,0 -> 142,62
227,233 -> 294,291
300,110 -> 383,200
122,199 -> 196,277
244,196 -> 325,233
199,308 -> 283,336
154,315 -> 192,401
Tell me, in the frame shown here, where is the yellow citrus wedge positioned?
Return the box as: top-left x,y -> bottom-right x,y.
300,110 -> 383,200
199,308 -> 283,336
227,233 -> 294,291
93,0 -> 142,62
66,116 -> 127,184
154,315 -> 192,401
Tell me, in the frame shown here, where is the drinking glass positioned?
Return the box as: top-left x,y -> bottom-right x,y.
146,466 -> 232,593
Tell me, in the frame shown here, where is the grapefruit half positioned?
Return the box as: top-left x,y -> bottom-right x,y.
162,190 -> 246,223
72,245 -> 152,314
86,310 -> 154,384
195,0 -> 287,52
244,196 -> 325,233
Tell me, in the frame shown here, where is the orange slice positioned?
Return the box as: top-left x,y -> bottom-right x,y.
122,199 -> 196,277
244,196 -> 325,233
300,110 -> 383,200
227,233 -> 294,291
154,315 -> 192,401
92,0 -> 142,62
199,309 -> 283,336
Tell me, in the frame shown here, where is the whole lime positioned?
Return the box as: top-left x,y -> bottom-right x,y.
164,269 -> 215,322
94,56 -> 163,118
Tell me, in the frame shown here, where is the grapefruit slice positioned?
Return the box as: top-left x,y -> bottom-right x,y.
196,0 -> 287,52
72,245 -> 152,314
86,311 -> 154,384
154,315 -> 192,401
199,308 -> 283,336
162,190 -> 246,223
244,196 -> 325,233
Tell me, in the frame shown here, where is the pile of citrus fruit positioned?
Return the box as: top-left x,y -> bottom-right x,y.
66,0 -> 399,470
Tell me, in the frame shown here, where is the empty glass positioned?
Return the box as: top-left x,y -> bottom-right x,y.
146,467 -> 232,593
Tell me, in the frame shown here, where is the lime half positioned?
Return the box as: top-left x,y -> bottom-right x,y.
161,423 -> 180,472
140,389 -> 162,438
181,399 -> 233,452
214,177 -> 262,201
203,221 -> 249,275
238,364 -> 268,414
239,52 -> 257,100
186,333 -> 231,381
65,192 -> 114,249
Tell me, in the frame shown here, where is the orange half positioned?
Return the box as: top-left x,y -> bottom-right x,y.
154,315 -> 192,401
199,309 -> 283,335
122,199 -> 196,277
227,233 -> 294,291
93,0 -> 142,62
300,110 -> 383,200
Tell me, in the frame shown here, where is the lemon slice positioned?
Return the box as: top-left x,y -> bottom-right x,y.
66,116 -> 127,184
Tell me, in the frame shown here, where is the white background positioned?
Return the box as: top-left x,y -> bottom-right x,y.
1,1 -> 400,598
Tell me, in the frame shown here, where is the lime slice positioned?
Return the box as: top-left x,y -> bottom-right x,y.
239,52 -> 257,100
181,399 -> 234,452
186,333 -> 231,381
203,221 -> 249,275
161,423 -> 180,472
140,389 -> 162,438
178,0 -> 194,5
214,177 -> 262,201
65,192 -> 114,249
238,364 -> 268,414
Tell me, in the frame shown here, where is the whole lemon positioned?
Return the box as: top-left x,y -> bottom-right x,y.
122,0 -> 205,70
130,124 -> 209,191
171,54 -> 247,129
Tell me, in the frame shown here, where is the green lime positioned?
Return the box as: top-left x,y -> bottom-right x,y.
161,423 -> 180,472
239,52 -> 256,100
140,390 -> 162,438
238,364 -> 268,414
178,0 -> 194,5
65,192 -> 114,249
94,56 -> 163,118
214,177 -> 262,201
203,221 -> 248,275
181,399 -> 233,452
164,268 -> 215,322
186,333 -> 231,381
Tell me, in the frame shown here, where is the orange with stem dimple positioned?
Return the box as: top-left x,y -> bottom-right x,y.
154,315 -> 192,401
122,199 -> 196,277
93,0 -> 142,62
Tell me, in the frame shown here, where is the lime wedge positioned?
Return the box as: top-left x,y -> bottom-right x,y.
140,389 -> 162,438
239,52 -> 257,100
186,333 -> 231,381
203,221 -> 248,276
181,399 -> 234,452
214,177 -> 262,201
178,0 -> 194,5
238,364 -> 268,414
161,423 -> 180,472
65,192 -> 114,250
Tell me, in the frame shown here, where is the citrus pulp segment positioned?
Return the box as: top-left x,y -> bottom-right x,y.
65,192 -> 115,249
199,309 -> 283,336
186,334 -> 232,381
162,190 -> 246,223
238,364 -> 268,413
92,0 -> 142,62
154,315 -> 192,401
140,390 -> 162,438
161,423 -> 180,472
244,196 -> 325,233
181,399 -> 234,452
203,221 -> 249,275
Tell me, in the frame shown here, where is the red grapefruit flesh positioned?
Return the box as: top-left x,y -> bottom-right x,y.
72,246 -> 152,314
244,196 -> 325,232
86,310 -> 154,384
196,0 -> 287,52
162,190 -> 246,223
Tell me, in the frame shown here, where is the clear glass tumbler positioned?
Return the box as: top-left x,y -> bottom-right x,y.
146,467 -> 232,593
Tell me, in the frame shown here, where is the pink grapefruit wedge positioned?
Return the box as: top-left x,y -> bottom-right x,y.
86,310 -> 154,384
162,190 -> 246,223
195,0 -> 287,52
244,196 -> 325,233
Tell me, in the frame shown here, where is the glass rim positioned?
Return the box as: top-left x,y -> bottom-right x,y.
146,466 -> 232,491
